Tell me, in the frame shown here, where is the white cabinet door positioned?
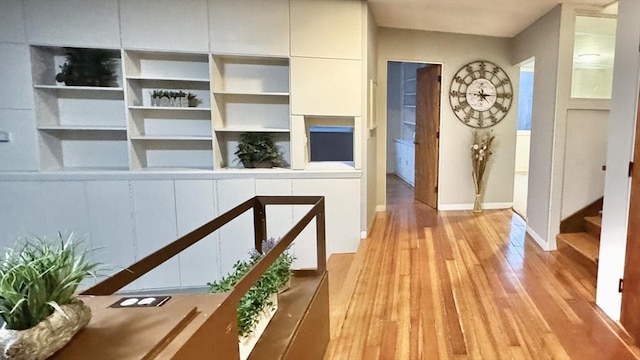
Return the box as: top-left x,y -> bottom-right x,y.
215,178 -> 256,276
0,181 -> 47,247
86,181 -> 136,285
394,141 -> 403,176
175,180 -> 219,287
290,0 -> 362,60
209,0 -> 289,56
0,110 -> 38,171
0,0 -> 26,43
0,44 -> 33,110
291,57 -> 361,116
130,180 -> 180,290
24,0 -> 120,48
120,0 -> 209,52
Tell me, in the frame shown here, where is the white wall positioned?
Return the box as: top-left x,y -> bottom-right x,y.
514,131 -> 530,172
597,0 -> 640,321
365,4 -> 379,230
561,109 -> 608,218
386,62 -> 402,173
376,28 -> 517,209
512,6 -> 561,248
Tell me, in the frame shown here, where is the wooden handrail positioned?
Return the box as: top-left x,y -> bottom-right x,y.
81,196 -> 327,297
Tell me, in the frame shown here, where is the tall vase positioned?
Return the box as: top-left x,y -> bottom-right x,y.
473,192 -> 482,213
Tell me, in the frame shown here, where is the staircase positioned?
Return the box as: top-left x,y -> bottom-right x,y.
557,214 -> 601,265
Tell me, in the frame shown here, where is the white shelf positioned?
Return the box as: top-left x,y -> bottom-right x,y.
38,126 -> 127,131
214,127 -> 289,133
403,121 -> 416,126
34,85 -> 124,92
131,135 -> 213,141
126,76 -> 209,84
128,106 -> 211,112
213,91 -> 289,97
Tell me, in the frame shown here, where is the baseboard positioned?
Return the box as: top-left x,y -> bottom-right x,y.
526,225 -> 549,251
360,231 -> 367,239
438,202 -> 513,211
376,205 -> 386,212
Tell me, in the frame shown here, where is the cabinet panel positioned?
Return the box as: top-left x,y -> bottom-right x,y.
42,181 -> 90,236
0,0 -> 26,43
0,181 -> 46,248
292,179 -> 361,268
0,44 -> 33,110
175,180 -> 220,287
291,57 -> 361,116
24,0 -> 120,48
290,0 -> 362,60
130,181 -> 180,290
119,0 -> 209,52
0,110 -> 39,171
216,178 -> 255,276
85,181 -> 136,284
209,0 -> 289,56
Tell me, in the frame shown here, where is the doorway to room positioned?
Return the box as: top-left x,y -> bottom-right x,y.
513,57 -> 534,219
385,61 -> 441,209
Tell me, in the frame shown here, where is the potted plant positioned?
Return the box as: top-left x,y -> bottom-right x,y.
55,48 -> 117,87
0,232 -> 100,360
208,238 -> 294,360
234,133 -> 283,168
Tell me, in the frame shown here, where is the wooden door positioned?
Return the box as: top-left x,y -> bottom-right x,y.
414,65 -> 441,208
621,94 -> 640,342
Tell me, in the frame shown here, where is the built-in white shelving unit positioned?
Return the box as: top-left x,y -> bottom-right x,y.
211,54 -> 291,169
30,46 -> 128,171
123,50 -> 213,170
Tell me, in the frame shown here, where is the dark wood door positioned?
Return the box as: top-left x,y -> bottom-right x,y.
621,94 -> 640,342
414,65 -> 441,209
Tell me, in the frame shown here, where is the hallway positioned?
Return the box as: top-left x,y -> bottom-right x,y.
325,177 -> 639,359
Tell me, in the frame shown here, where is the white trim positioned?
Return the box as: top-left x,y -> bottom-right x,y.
526,225 -> 549,251
437,202 -> 513,211
360,230 -> 367,239
376,205 -> 386,212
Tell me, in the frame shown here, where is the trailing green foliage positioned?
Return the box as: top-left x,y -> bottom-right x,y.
0,233 -> 100,330
208,238 -> 295,338
234,133 -> 283,168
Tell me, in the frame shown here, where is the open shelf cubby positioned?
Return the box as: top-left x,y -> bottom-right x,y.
213,131 -> 290,170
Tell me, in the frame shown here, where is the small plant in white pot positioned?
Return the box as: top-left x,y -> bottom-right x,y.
208,238 -> 294,360
0,232 -> 99,360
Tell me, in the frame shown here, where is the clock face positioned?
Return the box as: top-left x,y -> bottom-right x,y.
449,60 -> 513,128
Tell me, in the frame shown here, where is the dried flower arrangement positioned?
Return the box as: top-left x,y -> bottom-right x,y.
470,130 -> 495,213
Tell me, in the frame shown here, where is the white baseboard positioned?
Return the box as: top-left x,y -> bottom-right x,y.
360,231 -> 367,239
438,202 -> 513,211
376,205 -> 386,212
526,225 -> 549,251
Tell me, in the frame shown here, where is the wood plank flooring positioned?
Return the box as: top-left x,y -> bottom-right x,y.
324,176 -> 640,359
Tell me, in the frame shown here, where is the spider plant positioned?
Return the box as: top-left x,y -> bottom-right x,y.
0,232 -> 100,330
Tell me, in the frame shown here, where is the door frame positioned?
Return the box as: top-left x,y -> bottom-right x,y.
383,59 -> 444,208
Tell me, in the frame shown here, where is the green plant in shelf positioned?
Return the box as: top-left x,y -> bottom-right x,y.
208,238 -> 295,338
234,133 -> 283,168
55,48 -> 117,87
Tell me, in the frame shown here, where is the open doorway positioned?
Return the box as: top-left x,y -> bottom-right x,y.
386,61 -> 441,208
513,58 -> 534,218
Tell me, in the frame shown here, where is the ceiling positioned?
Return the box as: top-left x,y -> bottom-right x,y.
368,0 -> 615,38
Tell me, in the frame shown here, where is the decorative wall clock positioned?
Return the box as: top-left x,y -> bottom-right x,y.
448,60 -> 513,128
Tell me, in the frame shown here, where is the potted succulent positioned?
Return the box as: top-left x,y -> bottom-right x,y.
208,238 -> 294,360
0,233 -> 100,360
55,48 -> 117,87
234,133 -> 283,169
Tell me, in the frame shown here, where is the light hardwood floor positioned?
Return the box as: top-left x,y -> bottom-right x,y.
325,175 -> 640,359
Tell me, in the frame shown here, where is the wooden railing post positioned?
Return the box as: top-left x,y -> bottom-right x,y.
316,197 -> 327,273
253,198 -> 267,252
